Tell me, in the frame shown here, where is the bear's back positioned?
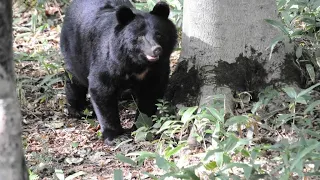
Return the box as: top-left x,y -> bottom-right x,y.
65,0 -> 113,30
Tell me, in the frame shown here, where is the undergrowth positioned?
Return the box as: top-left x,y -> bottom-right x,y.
266,0 -> 320,85
115,83 -> 320,179
14,0 -> 320,179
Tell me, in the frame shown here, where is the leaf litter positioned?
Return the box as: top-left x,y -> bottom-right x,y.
14,1 -> 320,180
13,1 -> 180,179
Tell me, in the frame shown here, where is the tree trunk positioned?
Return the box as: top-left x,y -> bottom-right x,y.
0,0 -> 29,179
166,0 -> 301,146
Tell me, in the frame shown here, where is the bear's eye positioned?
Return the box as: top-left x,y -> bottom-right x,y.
155,32 -> 162,39
133,36 -> 143,44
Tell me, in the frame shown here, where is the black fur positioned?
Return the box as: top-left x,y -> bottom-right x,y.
150,1 -> 170,19
60,0 -> 177,145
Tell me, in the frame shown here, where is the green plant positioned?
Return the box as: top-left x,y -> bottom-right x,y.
133,99 -> 178,142
14,49 -> 65,104
54,169 -> 86,180
15,49 -> 64,75
116,151 -> 199,180
81,108 -> 103,138
16,73 -> 64,104
23,0 -> 68,33
118,98 -> 256,179
28,169 -> 39,180
269,136 -> 320,179
117,83 -> 320,179
275,82 -> 320,127
266,0 -> 320,84
82,108 -> 97,126
114,169 -> 124,180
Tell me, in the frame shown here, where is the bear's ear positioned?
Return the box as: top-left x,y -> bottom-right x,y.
116,6 -> 136,25
150,1 -> 170,19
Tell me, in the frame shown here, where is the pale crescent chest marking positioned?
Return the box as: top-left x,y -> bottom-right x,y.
133,68 -> 149,80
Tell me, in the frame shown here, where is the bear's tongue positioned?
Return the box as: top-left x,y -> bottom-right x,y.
146,55 -> 159,62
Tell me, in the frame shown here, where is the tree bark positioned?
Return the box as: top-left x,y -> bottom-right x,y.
0,0 -> 29,179
166,0 -> 301,146
168,0 -> 301,109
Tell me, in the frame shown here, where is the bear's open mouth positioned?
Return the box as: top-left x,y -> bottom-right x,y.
146,55 -> 159,62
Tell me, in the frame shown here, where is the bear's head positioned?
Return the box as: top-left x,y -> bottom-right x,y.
114,1 -> 177,64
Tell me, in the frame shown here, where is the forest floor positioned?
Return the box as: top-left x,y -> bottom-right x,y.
13,1 -> 179,180
13,1 -> 320,180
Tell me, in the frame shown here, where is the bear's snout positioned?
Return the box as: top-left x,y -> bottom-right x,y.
152,45 -> 162,57
145,45 -> 162,62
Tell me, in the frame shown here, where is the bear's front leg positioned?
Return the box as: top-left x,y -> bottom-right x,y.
64,72 -> 88,118
136,75 -> 169,118
88,75 -> 124,146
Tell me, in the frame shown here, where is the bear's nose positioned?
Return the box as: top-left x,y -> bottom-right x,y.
152,46 -> 162,56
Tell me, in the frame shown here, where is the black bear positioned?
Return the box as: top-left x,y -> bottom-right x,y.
60,0 -> 177,145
